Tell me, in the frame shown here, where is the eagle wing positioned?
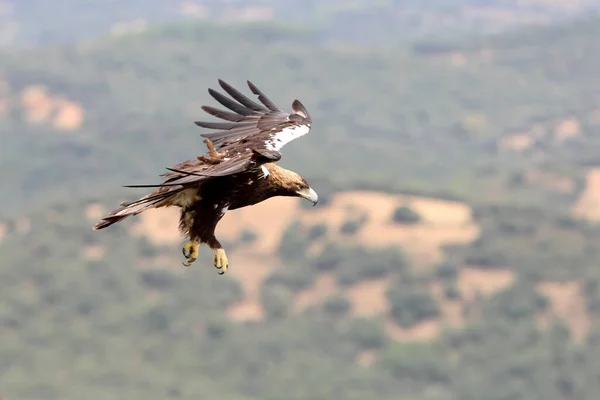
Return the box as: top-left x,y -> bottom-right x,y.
94,79 -> 309,231
125,153 -> 255,189
194,79 -> 312,157
93,150 -> 265,230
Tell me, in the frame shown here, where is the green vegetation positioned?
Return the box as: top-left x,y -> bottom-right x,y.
392,205 -> 422,225
3,0 -> 597,48
2,13 -> 600,400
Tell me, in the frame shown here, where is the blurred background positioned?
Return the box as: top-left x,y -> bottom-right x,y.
2,1 -> 600,399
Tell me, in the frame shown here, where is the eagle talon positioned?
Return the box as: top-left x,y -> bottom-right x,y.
213,248 -> 229,275
182,259 -> 196,267
182,242 -> 199,267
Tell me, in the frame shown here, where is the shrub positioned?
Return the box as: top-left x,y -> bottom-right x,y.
239,228 -> 258,244
137,236 -> 159,258
260,282 -> 293,320
391,206 -> 422,225
205,316 -> 231,340
142,307 -> 170,334
322,295 -> 351,318
339,214 -> 367,236
263,266 -> 316,293
308,223 -> 327,240
379,341 -> 449,383
139,269 -> 176,291
347,318 -> 387,350
436,261 -> 459,281
335,246 -> 407,286
388,286 -> 440,328
443,282 -> 461,300
312,243 -> 346,272
340,219 -> 362,235
278,221 -> 311,260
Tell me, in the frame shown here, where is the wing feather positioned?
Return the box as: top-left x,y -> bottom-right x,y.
193,121 -> 238,130
195,79 -> 312,152
201,105 -> 246,122
218,79 -> 268,112
208,88 -> 256,116
247,80 -> 281,112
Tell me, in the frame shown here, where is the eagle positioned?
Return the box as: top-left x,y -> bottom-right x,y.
93,79 -> 318,275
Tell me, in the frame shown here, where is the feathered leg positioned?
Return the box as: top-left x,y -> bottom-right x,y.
196,139 -> 225,164
182,241 -> 200,267
208,235 -> 228,275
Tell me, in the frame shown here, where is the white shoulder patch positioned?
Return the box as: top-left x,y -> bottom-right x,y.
219,205 -> 229,217
260,165 -> 270,178
265,124 -> 311,151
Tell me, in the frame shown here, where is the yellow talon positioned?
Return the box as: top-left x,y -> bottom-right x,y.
213,248 -> 229,275
182,242 -> 199,267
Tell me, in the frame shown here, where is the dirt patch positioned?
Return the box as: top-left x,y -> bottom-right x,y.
18,85 -> 84,130
224,6 -> 275,22
53,100 -> 84,131
303,191 -> 479,267
554,118 -> 581,142
129,207 -> 181,245
110,19 -> 148,36
457,266 -> 516,301
125,190 -> 481,319
537,280 -> 590,342
0,222 -> 6,244
0,98 -> 9,117
125,191 -> 478,269
292,272 -> 339,314
217,196 -> 299,254
345,277 -> 393,317
81,244 -> 106,261
20,85 -> 53,122
356,350 -> 377,367
498,124 -> 547,152
450,52 -> 468,67
573,169 -> 600,221
179,2 -> 208,17
289,274 -> 393,318
226,250 -> 278,322
524,170 -> 575,194
498,133 -> 534,152
85,203 -> 106,222
14,218 -> 30,234
429,282 -> 464,327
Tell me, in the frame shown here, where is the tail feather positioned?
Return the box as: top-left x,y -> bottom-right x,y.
93,189 -> 181,230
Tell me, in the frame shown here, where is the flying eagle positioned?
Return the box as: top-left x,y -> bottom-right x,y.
93,79 -> 318,275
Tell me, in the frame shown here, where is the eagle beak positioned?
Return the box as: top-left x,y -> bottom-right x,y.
297,187 -> 319,206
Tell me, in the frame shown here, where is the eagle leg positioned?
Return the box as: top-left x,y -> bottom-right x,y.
212,248 -> 229,275
182,242 -> 200,267
196,155 -> 221,164
197,138 -> 226,165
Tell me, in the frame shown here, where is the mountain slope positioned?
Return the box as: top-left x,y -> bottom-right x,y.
2,17 -> 600,215
3,16 -> 600,400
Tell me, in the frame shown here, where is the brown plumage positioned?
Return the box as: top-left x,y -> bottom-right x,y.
93,79 -> 318,274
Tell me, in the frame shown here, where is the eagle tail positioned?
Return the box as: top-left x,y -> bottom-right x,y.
93,190 -> 179,230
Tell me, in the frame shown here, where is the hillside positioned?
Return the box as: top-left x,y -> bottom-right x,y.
2,17 -> 600,214
1,0 -> 599,47
3,15 -> 600,400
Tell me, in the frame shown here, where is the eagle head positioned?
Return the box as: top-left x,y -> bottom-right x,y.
268,165 -> 318,206
293,177 -> 319,207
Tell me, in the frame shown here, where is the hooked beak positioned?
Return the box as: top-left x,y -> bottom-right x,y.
296,187 -> 319,206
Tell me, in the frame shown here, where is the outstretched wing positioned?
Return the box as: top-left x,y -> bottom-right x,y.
124,151 -> 261,189
194,79 -> 312,155
93,150 -> 267,230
